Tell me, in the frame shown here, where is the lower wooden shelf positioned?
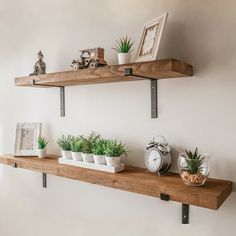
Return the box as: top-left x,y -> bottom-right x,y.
0,154 -> 232,211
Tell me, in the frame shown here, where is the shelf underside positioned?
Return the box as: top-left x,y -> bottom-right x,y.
0,155 -> 231,210
15,59 -> 193,87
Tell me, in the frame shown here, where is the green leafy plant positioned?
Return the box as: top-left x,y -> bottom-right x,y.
37,137 -> 48,149
70,138 -> 83,152
104,139 -> 127,157
184,148 -> 205,174
57,135 -> 74,151
112,36 -> 134,53
81,132 -> 101,154
92,139 -> 107,155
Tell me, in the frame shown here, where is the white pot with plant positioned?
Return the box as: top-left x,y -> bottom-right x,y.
36,136 -> 48,158
112,36 -> 134,65
81,132 -> 100,163
57,135 -> 74,159
70,137 -> 83,161
105,140 -> 127,167
92,139 -> 107,165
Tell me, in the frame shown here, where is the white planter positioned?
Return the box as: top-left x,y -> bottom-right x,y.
93,154 -> 106,165
72,152 -> 82,161
105,156 -> 121,167
37,148 -> 46,158
82,153 -> 94,163
61,150 -> 72,160
118,53 -> 131,65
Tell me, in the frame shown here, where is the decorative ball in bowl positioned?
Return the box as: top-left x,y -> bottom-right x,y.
178,148 -> 210,186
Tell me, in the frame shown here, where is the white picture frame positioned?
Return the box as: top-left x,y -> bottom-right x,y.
135,13 -> 168,62
14,123 -> 42,156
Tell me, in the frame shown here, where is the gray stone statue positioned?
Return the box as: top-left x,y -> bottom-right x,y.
30,51 -> 46,75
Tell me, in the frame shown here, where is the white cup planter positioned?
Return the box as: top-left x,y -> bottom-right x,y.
93,154 -> 106,165
37,148 -> 46,158
118,53 -> 131,65
105,156 -> 121,167
61,150 -> 72,160
82,153 -> 94,163
72,152 -> 83,161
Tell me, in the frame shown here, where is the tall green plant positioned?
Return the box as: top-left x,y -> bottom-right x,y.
104,140 -> 127,157
92,139 -> 107,155
57,135 -> 74,151
184,148 -> 205,174
112,36 -> 134,53
81,132 -> 101,154
70,138 -> 83,152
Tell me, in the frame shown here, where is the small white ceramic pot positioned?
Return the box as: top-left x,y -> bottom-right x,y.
93,154 -> 106,165
37,148 -> 46,158
61,150 -> 72,160
72,152 -> 83,161
118,53 -> 131,65
82,153 -> 94,163
105,156 -> 121,167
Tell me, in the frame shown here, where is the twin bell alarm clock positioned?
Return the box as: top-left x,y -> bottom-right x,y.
145,135 -> 171,175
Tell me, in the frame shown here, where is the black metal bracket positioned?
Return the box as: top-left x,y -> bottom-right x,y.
32,80 -> 65,117
182,204 -> 189,224
124,68 -> 158,118
160,193 -> 170,201
42,173 -> 47,188
11,162 -> 17,168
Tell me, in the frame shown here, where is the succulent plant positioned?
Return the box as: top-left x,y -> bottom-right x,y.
37,136 -> 48,149
112,36 -> 134,53
184,148 -> 205,174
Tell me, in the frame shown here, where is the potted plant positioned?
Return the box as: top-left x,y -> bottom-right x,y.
112,36 -> 134,65
178,148 -> 210,186
70,138 -> 83,161
104,140 -> 127,167
81,132 -> 100,163
92,139 -> 107,165
36,136 -> 48,158
57,135 -> 74,159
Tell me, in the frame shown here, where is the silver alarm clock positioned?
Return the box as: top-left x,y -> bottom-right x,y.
145,135 -> 171,175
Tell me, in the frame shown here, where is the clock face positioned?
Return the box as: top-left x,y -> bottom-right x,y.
145,148 -> 162,173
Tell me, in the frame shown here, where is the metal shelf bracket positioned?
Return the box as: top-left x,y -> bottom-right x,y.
124,68 -> 158,118
182,203 -> 190,224
160,192 -> 190,224
42,173 -> 47,188
32,80 -> 65,117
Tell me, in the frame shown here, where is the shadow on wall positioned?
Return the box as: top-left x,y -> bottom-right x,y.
159,19 -> 211,76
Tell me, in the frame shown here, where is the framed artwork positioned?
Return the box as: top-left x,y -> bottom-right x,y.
14,123 -> 42,156
135,13 -> 168,62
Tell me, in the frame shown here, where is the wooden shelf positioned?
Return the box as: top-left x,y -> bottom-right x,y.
15,59 -> 193,87
14,59 -> 193,118
0,155 -> 231,210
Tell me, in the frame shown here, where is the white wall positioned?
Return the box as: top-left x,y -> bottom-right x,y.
0,0 -> 236,235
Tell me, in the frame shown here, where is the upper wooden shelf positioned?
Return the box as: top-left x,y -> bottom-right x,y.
15,59 -> 193,87
0,154 -> 231,210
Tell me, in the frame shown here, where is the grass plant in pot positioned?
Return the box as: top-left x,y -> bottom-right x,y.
178,148 -> 210,186
36,136 -> 48,158
105,140 -> 127,167
57,135 -> 74,159
70,137 -> 83,161
112,36 -> 134,65
92,139 -> 107,165
81,132 -> 100,163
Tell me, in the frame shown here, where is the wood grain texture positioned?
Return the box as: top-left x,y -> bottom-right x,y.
15,59 -> 193,87
0,154 -> 231,210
